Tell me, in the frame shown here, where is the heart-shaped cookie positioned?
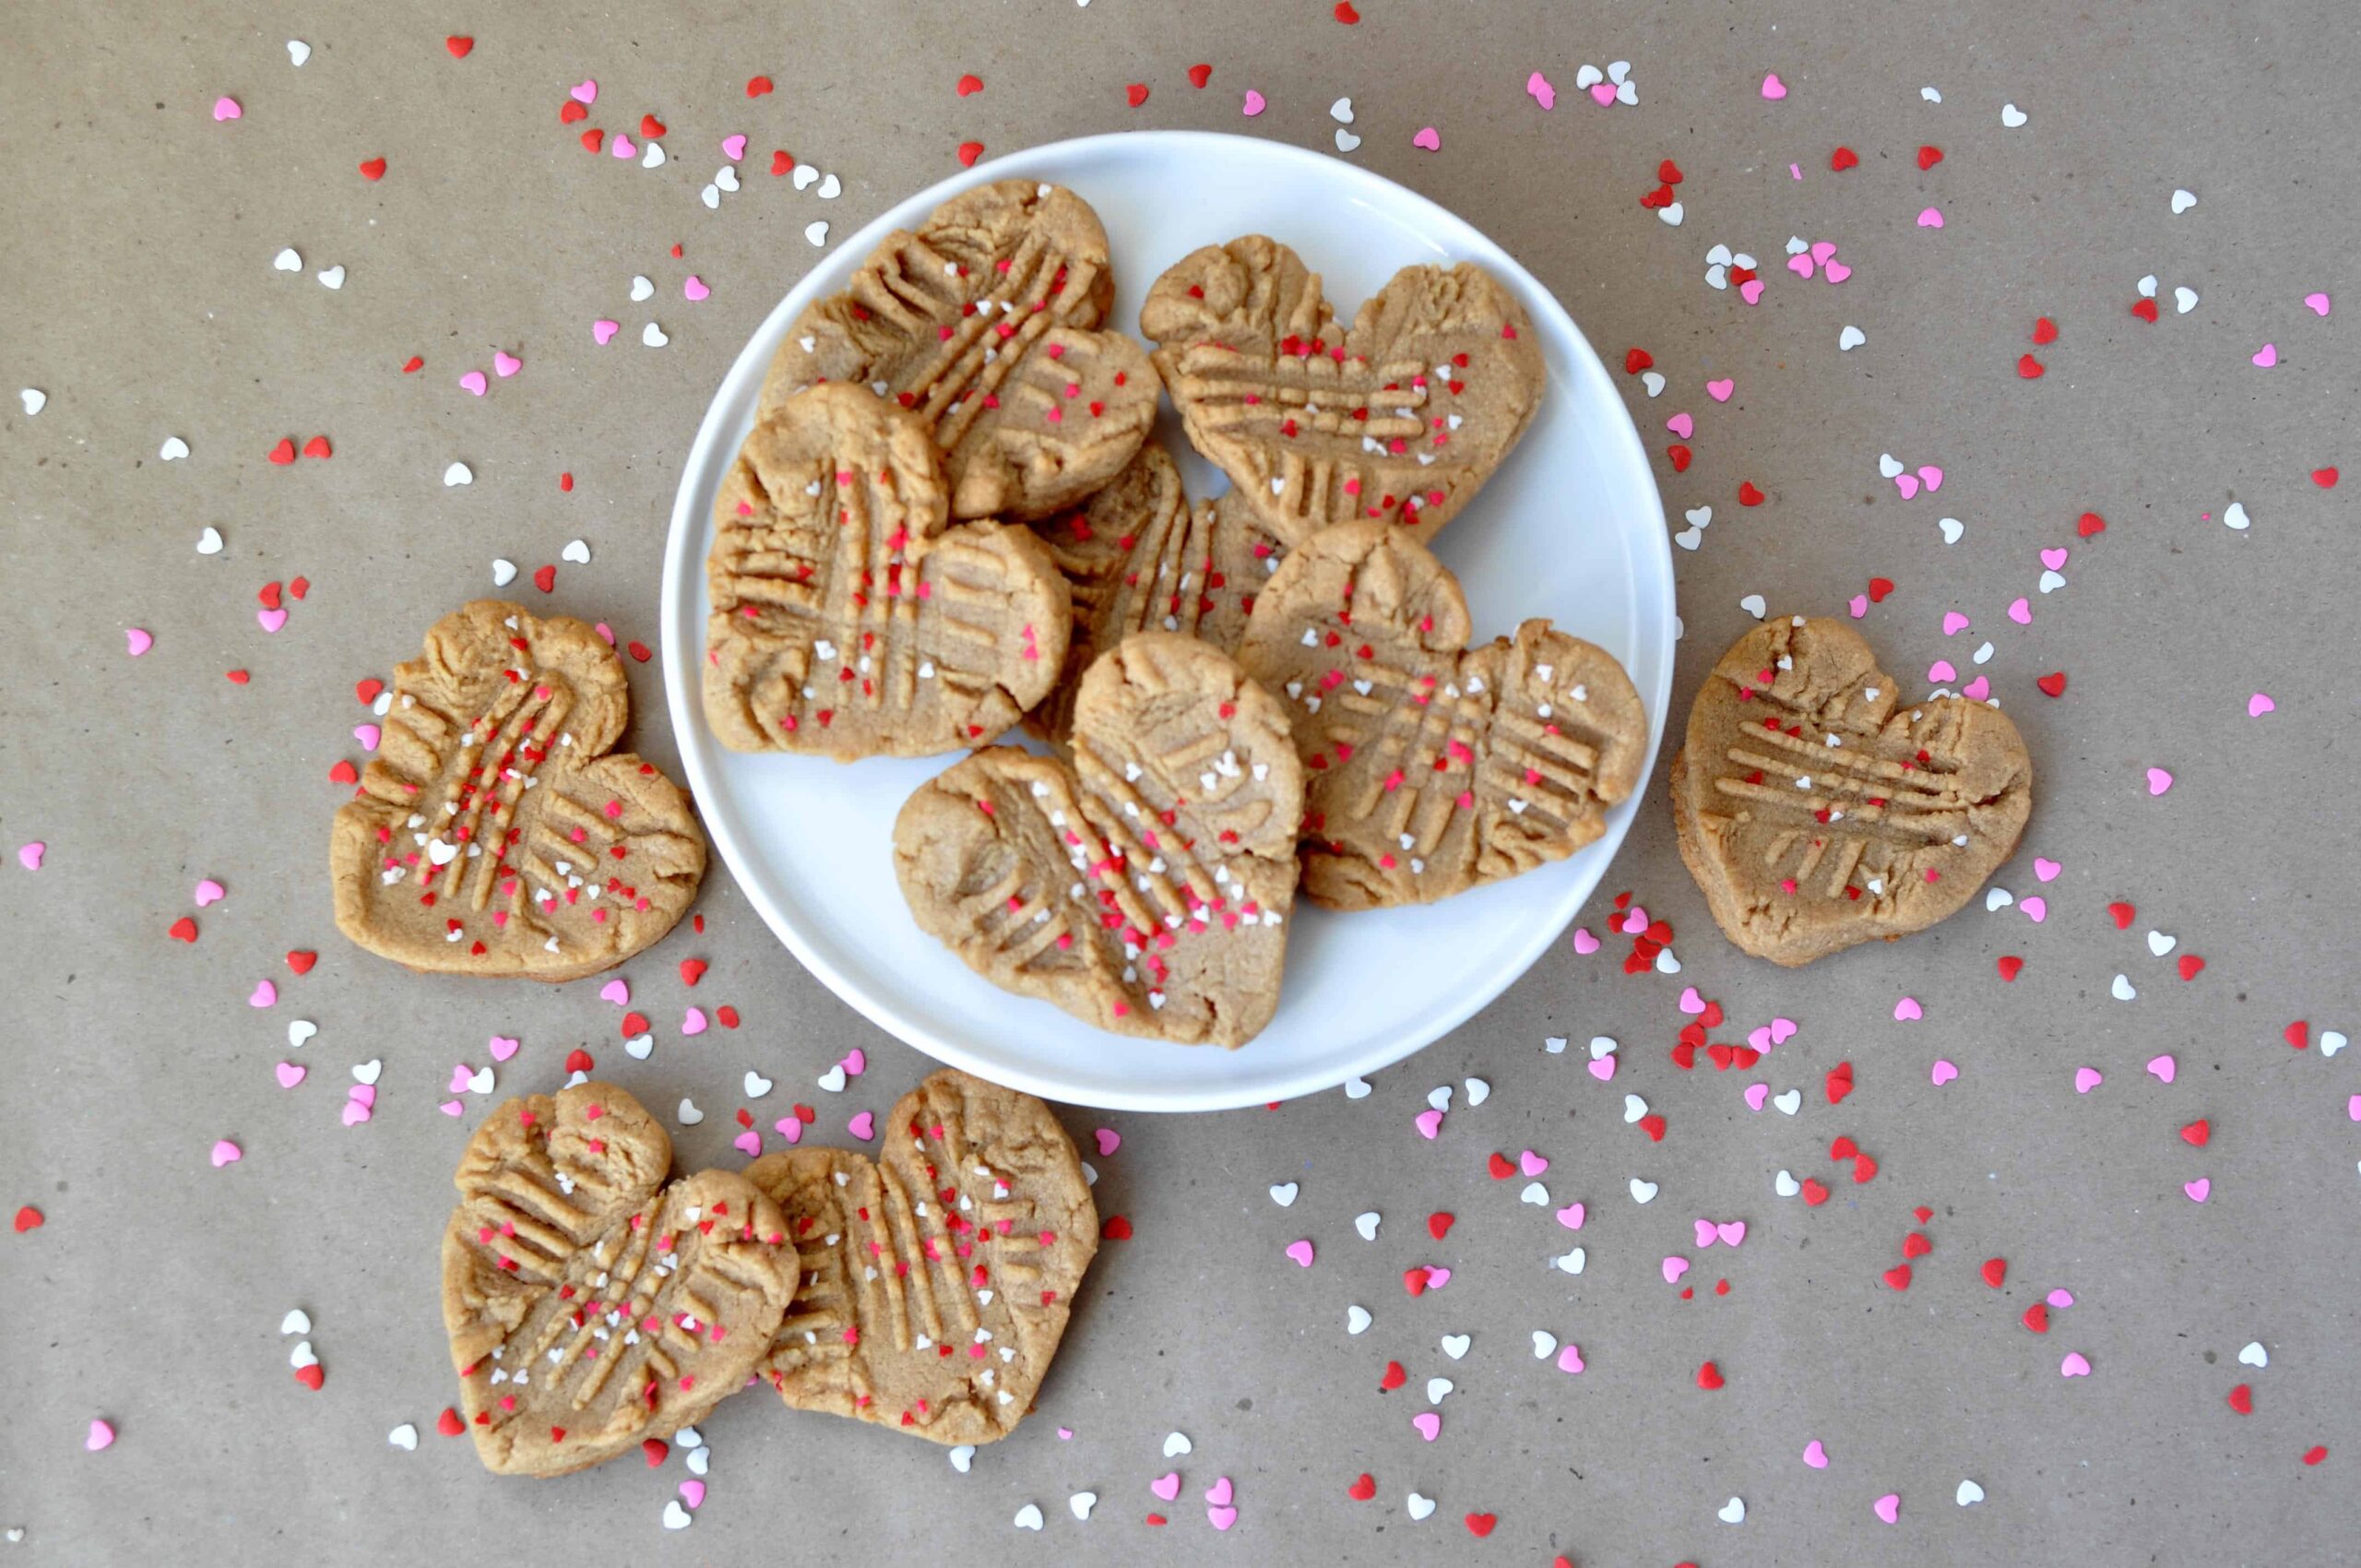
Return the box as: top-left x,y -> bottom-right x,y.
1140,235 -> 1545,550
442,1083 -> 796,1476
705,383 -> 1072,758
746,1068 -> 1096,1444
332,601 -> 706,981
760,179 -> 1161,520
1238,522 -> 1648,910
895,633 -> 1303,1046
1023,438 -> 1286,737
1671,615 -> 2033,965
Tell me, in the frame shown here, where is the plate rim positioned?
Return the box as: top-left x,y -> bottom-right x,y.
659,128 -> 1675,1111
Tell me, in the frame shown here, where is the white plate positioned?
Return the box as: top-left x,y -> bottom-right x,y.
662,131 -> 1674,1111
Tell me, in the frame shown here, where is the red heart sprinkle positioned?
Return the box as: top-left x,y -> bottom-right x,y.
1981,1257 -> 2008,1289
956,141 -> 984,168
2285,1021 -> 2309,1050
2177,954 -> 2205,980
2181,1119 -> 2211,1146
2228,1384 -> 2253,1414
445,36 -> 473,58
1464,1514 -> 1497,1538
1624,348 -> 1654,374
1486,1152 -> 1515,1180
717,1005 -> 741,1028
327,759 -> 359,785
1825,1068 -> 1854,1105
1882,1264 -> 1913,1290
1830,146 -> 1859,171
1640,1113 -> 1667,1142
1402,1267 -> 1429,1297
2033,316 -> 2059,344
354,679 -> 383,704
1667,444 -> 1691,472
771,149 -> 795,175
2036,671 -> 2067,697
1830,1135 -> 1857,1160
639,113 -> 667,139
267,438 -> 297,465
1695,1360 -> 1724,1390
679,958 -> 707,988
259,581 -> 284,610
1347,1473 -> 1375,1501
358,157 -> 386,181
1902,1231 -> 1932,1260
746,76 -> 773,97
1800,1179 -> 1829,1206
2302,1445 -> 2328,1467
169,916 -> 198,944
533,564 -> 556,593
1852,1154 -> 1879,1184
1187,64 -> 1213,89
1428,1212 -> 1453,1240
580,128 -> 604,154
1916,144 -> 1943,170
14,1206 -> 42,1232
2131,296 -> 2159,322
558,471 -> 574,491
956,73 -> 985,96
1335,0 -> 1361,20
1379,1360 -> 1407,1391
2018,353 -> 2045,379
560,101 -> 587,125
1100,1215 -> 1133,1240
564,1049 -> 594,1074
1997,956 -> 2024,981
2107,901 -> 2136,930
1738,481 -> 1766,506
402,355 -> 425,374
294,1364 -> 326,1391
2023,1302 -> 2049,1334
1658,158 -> 1684,184
285,950 -> 317,975
2077,510 -> 2107,536
1867,576 -> 1895,602
1124,82 -> 1149,108
2311,466 -> 2339,488
437,1407 -> 465,1435
227,669 -> 250,683
289,576 -> 308,600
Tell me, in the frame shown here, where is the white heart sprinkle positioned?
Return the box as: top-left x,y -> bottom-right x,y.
631,275 -> 655,302
279,1309 -> 311,1336
2238,1340 -> 2268,1368
2147,930 -> 2177,956
1956,1479 -> 1987,1505
2175,285 -> 2199,315
1774,1169 -> 1801,1197
1532,1330 -> 1559,1359
443,461 -> 473,487
1427,1085 -> 1453,1111
792,163 -> 819,191
2111,974 -> 2137,1002
350,1059 -> 382,1086
1773,1089 -> 1801,1116
2224,502 -> 2250,530
1426,1376 -> 1453,1404
159,436 -> 190,461
272,247 -> 303,273
1407,1492 -> 1436,1522
1354,1211 -> 1381,1241
1069,1491 -> 1097,1521
1658,201 -> 1684,227
1344,1075 -> 1372,1099
1921,85 -> 1943,102
1268,1182 -> 1299,1207
1839,324 -> 1867,351
2000,102 -> 2027,128
1553,1246 -> 1586,1275
1347,1304 -> 1372,1335
1590,1036 -> 1619,1062
643,322 -> 670,347
1162,1431 -> 1192,1458
287,1020 -> 317,1048
662,1502 -> 693,1531
1519,1182 -> 1549,1206
2322,1031 -> 2348,1058
817,1064 -> 848,1093
1940,517 -> 1964,543
287,40 -> 311,66
317,265 -> 346,291
804,220 -> 830,247
817,173 -> 842,199
1720,1497 -> 1746,1525
290,1339 -> 318,1369
1738,594 -> 1768,620
744,1071 -> 773,1099
642,140 -> 665,169
196,526 -> 224,555
1641,370 -> 1666,396
2170,187 -> 2198,214
1335,128 -> 1362,153
387,1422 -> 417,1450
1464,1076 -> 1490,1107
677,1098 -> 704,1125
715,165 -> 741,193
2138,274 -> 2159,298
561,539 -> 590,564
948,1444 -> 976,1474
1441,1334 -> 1470,1360
624,1034 -> 653,1060
491,558 -> 516,587
1629,1178 -> 1659,1204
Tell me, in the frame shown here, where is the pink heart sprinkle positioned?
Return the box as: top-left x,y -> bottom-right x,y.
1928,659 -> 1958,683
2146,1054 -> 2177,1084
599,979 -> 630,1005
592,318 -> 620,346
569,79 -> 598,105
1738,279 -> 1766,305
248,980 -> 277,1008
490,350 -> 521,378
2147,767 -> 2175,796
2248,693 -> 2275,718
1208,1505 -> 1239,1532
1895,474 -> 1920,500
1424,1266 -> 1451,1289
488,1035 -> 519,1062
611,134 -> 635,160
1095,1128 -> 1121,1157
1572,927 -> 1600,955
1760,71 -> 1787,100
732,1131 -> 761,1157
1823,259 -> 1853,283
679,1479 -> 706,1510
258,608 -> 288,634
459,371 -> 488,397
1204,1476 -> 1234,1507
1874,1493 -> 1901,1524
1666,410 -> 1694,439
1788,254 -> 1816,279
1744,1083 -> 1770,1111
1848,595 -> 1869,619
1285,1239 -> 1315,1267
1241,89 -> 1266,116
2021,896 -> 2047,922
1586,1056 -> 1616,1082
353,723 -> 381,751
2048,1289 -> 2074,1308
1962,675 -> 1990,702
1803,1440 -> 1829,1468
1525,71 -> 1555,110
2252,343 -> 2277,368
1717,1221 -> 1746,1246
841,1047 -> 866,1075
1151,1473 -> 1181,1503
1589,82 -> 1618,106
684,275 -> 711,302
2034,857 -> 2061,882
195,878 -> 226,906
275,1062 -> 305,1089
16,842 -> 43,872
1809,240 -> 1837,265
2039,545 -> 2070,571
1931,1059 -> 1960,1086
1916,206 -> 1945,229
1893,997 -> 1923,1022
1919,466 -> 1943,491
773,1117 -> 802,1145
1770,1018 -> 1797,1044
681,1006 -> 708,1036
1415,1109 -> 1444,1139
1941,612 -> 1971,636
2184,1178 -> 2211,1203
1692,1218 -> 1717,1248
1705,377 -> 1735,402
2060,1352 -> 2092,1377
1519,1149 -> 1548,1177
447,1063 -> 476,1093
1623,906 -> 1649,933
1412,1411 -> 1442,1441
1662,1256 -> 1690,1283
125,627 -> 153,657
2304,291 -> 2332,317
212,96 -> 242,122
721,134 -> 746,160
2347,1094 -> 2360,1123
1555,1202 -> 1584,1230
87,1420 -> 115,1452
1556,1343 -> 1584,1373
1412,125 -> 1442,150
1679,987 -> 1706,1015
348,1085 -> 375,1110
341,1100 -> 371,1125
848,1111 -> 875,1140
2074,1067 -> 2103,1094
2008,597 -> 2032,624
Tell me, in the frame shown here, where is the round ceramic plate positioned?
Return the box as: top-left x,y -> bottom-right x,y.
662,130 -> 1674,1111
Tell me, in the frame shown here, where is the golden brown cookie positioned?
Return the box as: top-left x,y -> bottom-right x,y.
441,1083 -> 797,1477
705,382 -> 1072,759
1238,522 -> 1648,911
894,633 -> 1303,1047
331,601 -> 706,982
760,179 -> 1161,520
1671,615 -> 2034,966
746,1069 -> 1097,1444
1139,236 -> 1545,550
1022,439 -> 1287,739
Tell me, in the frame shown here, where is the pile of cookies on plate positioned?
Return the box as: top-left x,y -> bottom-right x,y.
702,178 -> 1655,1048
